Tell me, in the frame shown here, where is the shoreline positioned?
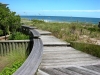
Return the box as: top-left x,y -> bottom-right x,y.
21,18 -> 98,25
20,16 -> 100,25
20,15 -> 100,19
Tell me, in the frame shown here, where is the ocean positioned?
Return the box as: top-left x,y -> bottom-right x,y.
21,16 -> 100,24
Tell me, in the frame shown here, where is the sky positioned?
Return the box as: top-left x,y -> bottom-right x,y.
0,0 -> 100,18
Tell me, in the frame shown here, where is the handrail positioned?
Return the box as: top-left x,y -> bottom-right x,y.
30,29 -> 40,38
13,26 -> 43,75
0,40 -> 30,42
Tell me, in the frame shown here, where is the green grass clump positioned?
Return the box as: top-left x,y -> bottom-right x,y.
22,19 -> 100,57
9,32 -> 29,40
0,61 -> 23,75
32,19 -> 45,25
70,41 -> 100,57
0,48 -> 26,73
31,20 -> 100,42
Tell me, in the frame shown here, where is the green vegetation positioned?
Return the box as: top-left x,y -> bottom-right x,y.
0,3 -> 30,74
30,19 -> 100,57
9,32 -> 29,40
70,41 -> 100,57
32,19 -> 45,24
98,22 -> 100,28
21,18 -> 32,25
0,61 -> 23,75
0,48 -> 26,74
31,20 -> 100,43
0,3 -> 21,37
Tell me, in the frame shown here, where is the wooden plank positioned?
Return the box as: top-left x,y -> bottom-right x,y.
35,29 -> 51,35
40,35 -> 70,46
55,68 -> 82,75
12,42 -> 15,52
37,69 -> 50,75
41,68 -> 69,75
3,43 -> 6,55
40,60 -> 100,68
42,58 -> 100,63
9,42 -> 12,53
66,67 -> 98,75
6,42 -> 9,54
83,65 -> 100,73
0,43 -> 3,56
94,65 -> 100,68
42,54 -> 99,60
0,40 -> 30,42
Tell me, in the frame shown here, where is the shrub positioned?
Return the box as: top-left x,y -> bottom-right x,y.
70,41 -> 100,57
0,61 -> 24,75
0,30 -> 3,35
9,32 -> 29,40
0,48 -> 26,74
31,19 -> 45,24
0,3 -> 21,36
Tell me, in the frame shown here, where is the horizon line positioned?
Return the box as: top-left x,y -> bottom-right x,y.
20,15 -> 100,18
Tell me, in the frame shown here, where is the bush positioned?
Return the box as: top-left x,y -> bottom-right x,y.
0,30 -> 3,35
0,3 -> 21,36
70,41 -> 100,57
9,32 -> 29,40
0,61 -> 24,75
0,47 -> 26,74
31,19 -> 45,24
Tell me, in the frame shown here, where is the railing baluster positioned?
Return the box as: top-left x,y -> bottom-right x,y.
6,42 -> 9,54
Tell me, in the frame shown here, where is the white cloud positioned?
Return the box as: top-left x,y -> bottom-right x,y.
36,10 -> 100,12
18,10 -> 100,13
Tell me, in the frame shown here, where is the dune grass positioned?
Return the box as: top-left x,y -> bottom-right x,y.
31,20 -> 100,43
0,48 -> 26,74
70,41 -> 100,58
30,19 -> 100,57
21,19 -> 100,57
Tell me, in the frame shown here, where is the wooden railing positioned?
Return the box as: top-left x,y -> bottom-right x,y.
0,25 -> 37,56
0,40 -> 30,56
21,25 -> 37,35
13,25 -> 43,75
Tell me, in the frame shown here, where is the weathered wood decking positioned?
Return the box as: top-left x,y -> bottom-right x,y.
36,29 -> 100,75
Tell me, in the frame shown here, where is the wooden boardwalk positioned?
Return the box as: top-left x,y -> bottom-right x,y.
36,29 -> 100,75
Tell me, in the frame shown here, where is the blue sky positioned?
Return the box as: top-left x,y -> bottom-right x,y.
0,0 -> 100,18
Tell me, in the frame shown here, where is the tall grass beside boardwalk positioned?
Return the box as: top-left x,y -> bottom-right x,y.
31,19 -> 100,42
22,19 -> 100,57
30,19 -> 100,57
0,48 -> 26,74
70,41 -> 100,58
21,18 -> 33,25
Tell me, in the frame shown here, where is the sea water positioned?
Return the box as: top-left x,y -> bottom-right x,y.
21,16 -> 100,24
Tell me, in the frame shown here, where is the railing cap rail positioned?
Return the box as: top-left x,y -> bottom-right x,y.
21,25 -> 37,29
0,40 -> 30,43
30,29 -> 40,38
13,28 -> 43,75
